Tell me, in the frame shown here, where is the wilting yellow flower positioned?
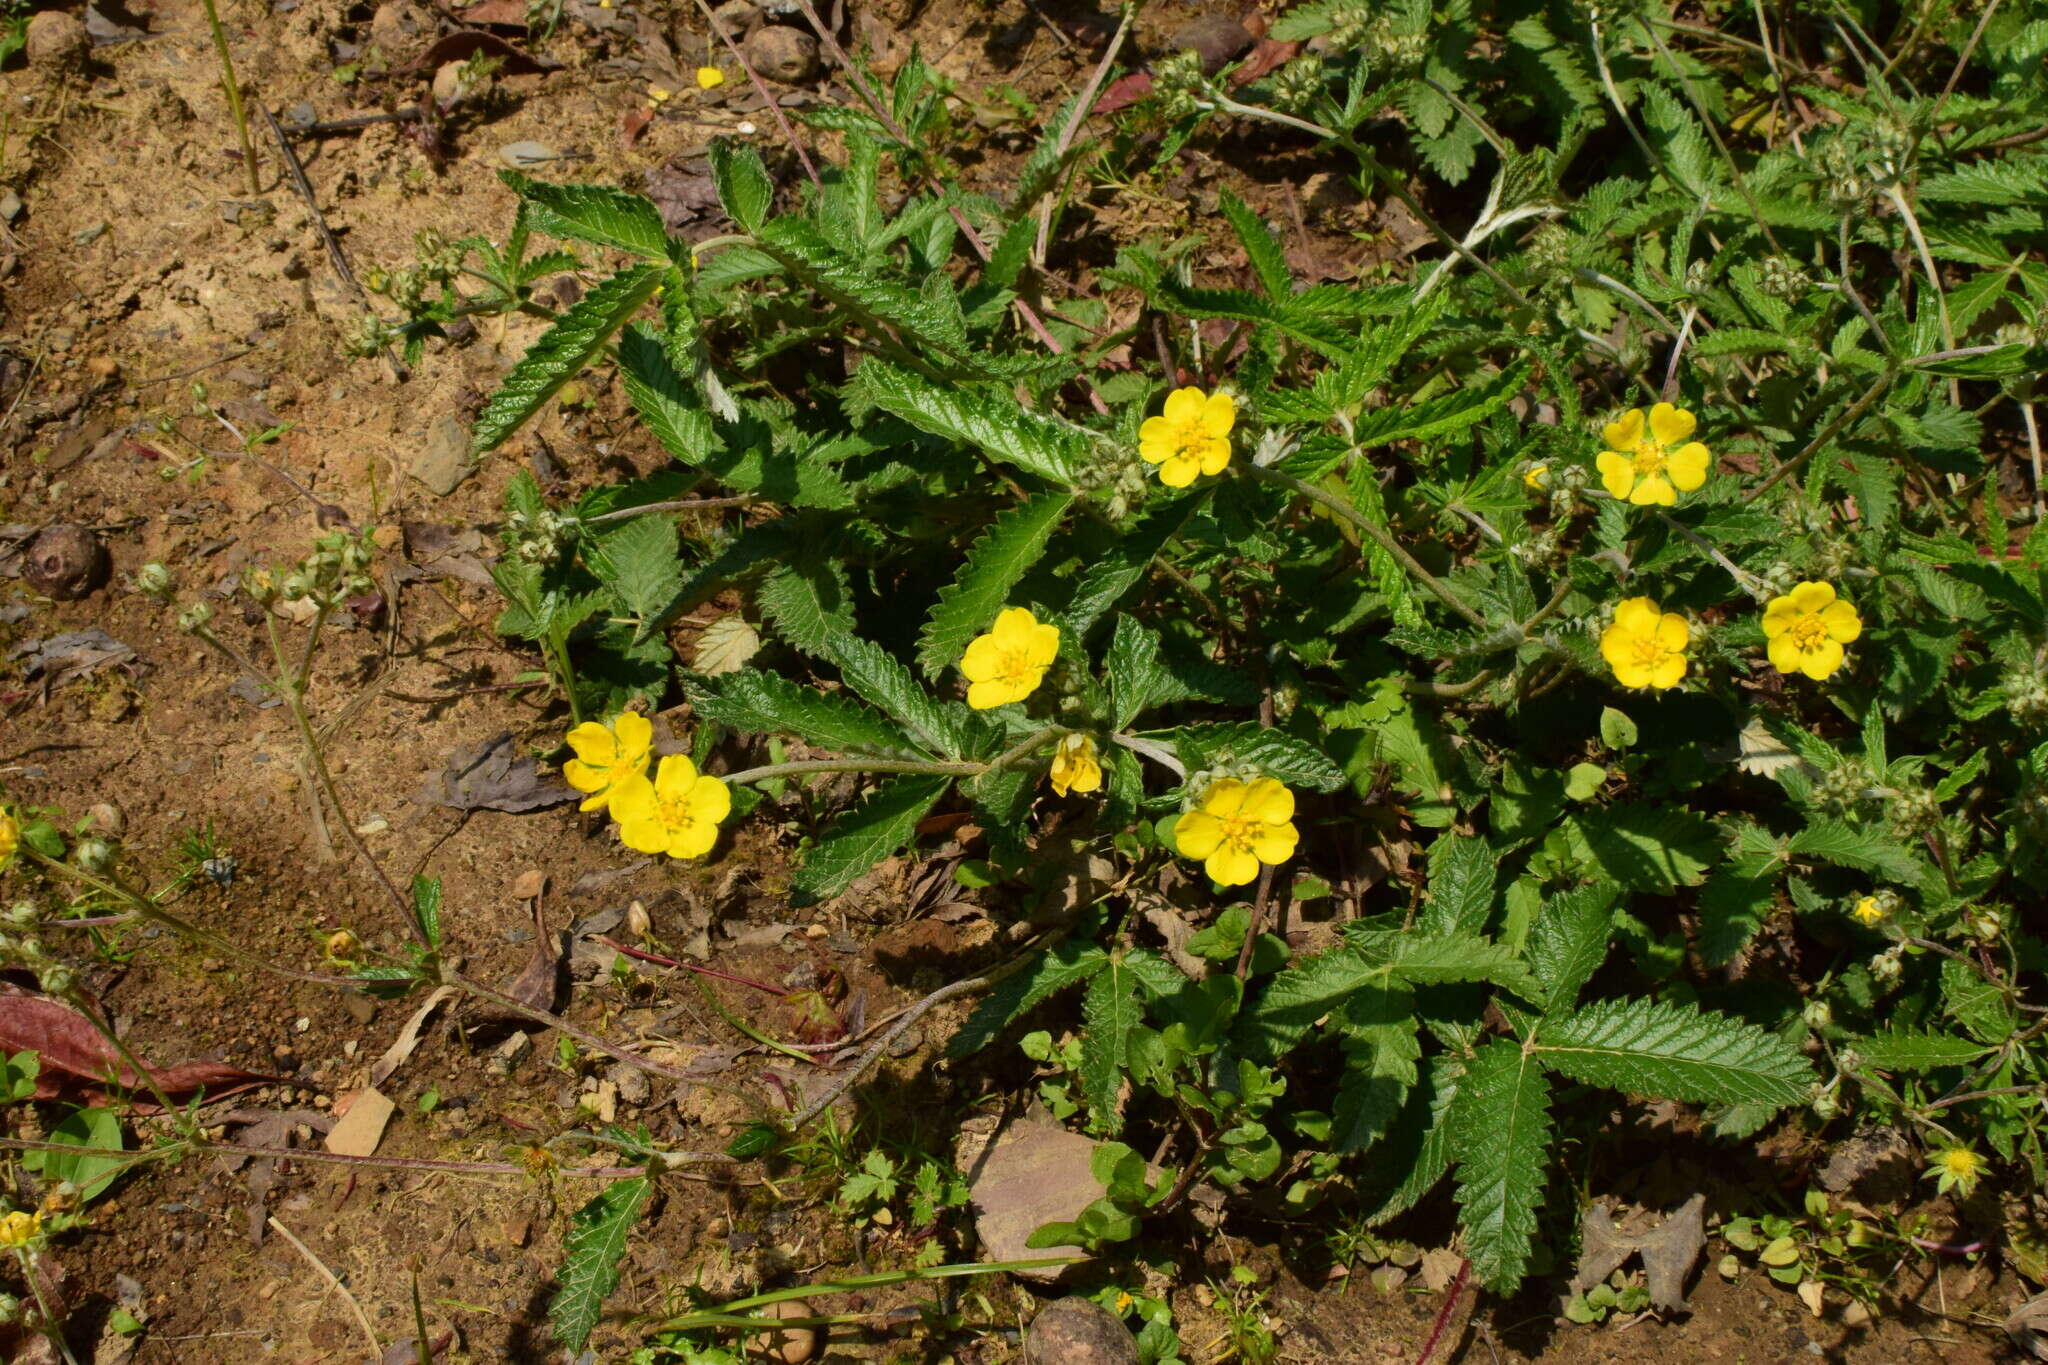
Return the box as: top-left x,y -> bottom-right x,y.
1928,1146 -> 1984,1197
1048,734 -> 1102,797
1851,897 -> 1884,926
1599,597 -> 1690,690
324,929 -> 361,961
1138,387 -> 1235,487
0,1210 -> 39,1247
0,810 -> 16,871
961,607 -> 1061,710
696,66 -> 726,90
563,712 -> 655,814
1595,404 -> 1710,506
612,755 -> 731,861
1175,778 -> 1298,886
1762,581 -> 1861,681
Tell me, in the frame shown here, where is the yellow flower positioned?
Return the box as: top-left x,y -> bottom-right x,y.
1762,581 -> 1861,681
1595,404 -> 1711,506
0,810 -> 16,870
961,607 -> 1061,710
612,755 -> 731,861
1928,1146 -> 1984,1197
648,85 -> 673,104
1523,465 -> 1550,489
563,712 -> 655,814
1138,387 -> 1235,487
1851,897 -> 1884,926
1114,1290 -> 1134,1314
324,929 -> 361,961
1048,734 -> 1102,797
696,66 -> 726,90
0,1210 -> 39,1247
1599,597 -> 1690,690
1175,778 -> 1298,887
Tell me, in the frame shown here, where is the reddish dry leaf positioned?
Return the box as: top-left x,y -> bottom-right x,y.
402,31 -> 553,76
456,0 -> 528,27
0,994 -> 284,1106
1093,72 -> 1153,115
621,106 -> 654,149
1228,38 -> 1300,87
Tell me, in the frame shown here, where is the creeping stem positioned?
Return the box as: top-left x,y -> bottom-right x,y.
720,726 -> 1067,788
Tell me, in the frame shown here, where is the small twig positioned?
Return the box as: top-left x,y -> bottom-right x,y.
268,1215 -> 381,1358
1033,5 -> 1133,267
282,106 -> 427,137
1414,1256 -> 1470,1365
601,936 -> 787,994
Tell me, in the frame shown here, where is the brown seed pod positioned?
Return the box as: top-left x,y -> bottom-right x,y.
23,524 -> 109,600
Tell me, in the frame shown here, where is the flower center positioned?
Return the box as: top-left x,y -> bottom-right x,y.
1217,812 -> 1256,850
657,793 -> 700,828
992,646 -> 1036,684
1631,440 -> 1667,475
1628,635 -> 1668,668
1789,615 -> 1829,651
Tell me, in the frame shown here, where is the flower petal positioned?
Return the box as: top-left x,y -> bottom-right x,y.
1207,844 -> 1260,887
1158,455 -> 1198,487
1788,581 -> 1836,614
616,814 -> 669,855
993,607 -> 1040,644
960,633 -> 1004,683
1240,778 -> 1295,826
1761,595 -> 1800,635
1201,779 -> 1248,819
564,723 -> 617,765
686,775 -> 732,824
1649,403 -> 1696,445
1198,438 -> 1232,476
612,711 -> 653,757
1801,637 -> 1845,681
1614,597 -> 1661,635
1665,442 -> 1710,489
1655,612 -> 1689,652
652,753 -> 699,800
1250,823 -> 1298,866
1199,392 -> 1236,437
1612,658 -> 1651,689
1650,653 -> 1687,689
967,678 -> 1017,710
564,759 -> 607,795
670,819 -> 719,860
1066,760 -> 1102,794
1767,634 -> 1804,675
1595,451 -> 1635,500
1025,622 -> 1062,669
1820,600 -> 1862,643
1163,387 -> 1205,425
1602,410 -> 1644,450
1631,473 -> 1676,506
1175,811 -> 1224,860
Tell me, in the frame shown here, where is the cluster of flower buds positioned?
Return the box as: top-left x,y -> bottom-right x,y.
0,903 -> 76,998
1268,53 -> 1327,115
1810,758 -> 1876,819
1885,784 -> 1942,840
1965,904 -> 2004,944
1149,49 -> 1209,122
2006,665 -> 2048,727
1870,944 -> 1904,982
1757,256 -> 1811,302
502,502 -> 582,566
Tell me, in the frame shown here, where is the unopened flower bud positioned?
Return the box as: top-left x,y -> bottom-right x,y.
37,965 -> 75,996
133,562 -> 172,599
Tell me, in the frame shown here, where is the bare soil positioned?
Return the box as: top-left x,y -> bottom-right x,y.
0,1 -> 2030,1360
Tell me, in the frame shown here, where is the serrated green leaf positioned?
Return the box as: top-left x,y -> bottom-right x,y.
1533,998 -> 1813,1107
411,874 -> 443,948
1526,885 -> 1614,1013
1079,957 -> 1143,1135
1849,1029 -> 1991,1073
1697,861 -> 1777,967
1164,721 -> 1347,792
758,219 -> 980,361
502,173 -> 671,261
1332,984 -> 1419,1152
1157,279 -> 1354,360
1449,1039 -> 1552,1293
945,938 -> 1110,1058
1237,946 -> 1377,1061
1344,363 -> 1530,450
917,492 -> 1072,679
1220,189 -> 1292,299
1364,1056 -> 1460,1226
858,361 -> 1083,484
794,775 -> 952,901
474,265 -> 663,453
1565,804 -> 1718,892
1941,957 -> 2017,1045
1419,834 -> 1496,936
827,634 -> 965,759
1788,820 -> 1924,882
757,555 -> 856,657
1060,490 -> 1207,636
587,513 -> 681,622
685,669 -> 920,757
548,1177 -> 653,1350
1345,927 -> 1543,998
708,138 -> 775,232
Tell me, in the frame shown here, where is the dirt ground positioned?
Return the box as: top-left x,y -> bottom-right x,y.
0,0 -> 2032,1360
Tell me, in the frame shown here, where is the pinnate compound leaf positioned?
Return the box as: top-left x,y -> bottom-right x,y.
1788,819 -> 1925,882
549,1177 -> 653,1351
1449,1039 -> 1552,1293
917,492 -> 1073,679
474,264 -> 663,453
1533,998 -> 1813,1107
858,361 -> 1084,485
945,938 -> 1109,1058
1848,1029 -> 1990,1073
793,775 -> 951,901
1237,945 -> 1378,1060
1219,188 -> 1292,299
502,173 -> 671,261
686,669 -> 919,758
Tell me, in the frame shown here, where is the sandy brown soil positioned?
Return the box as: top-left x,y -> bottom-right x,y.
0,0 -> 2031,1361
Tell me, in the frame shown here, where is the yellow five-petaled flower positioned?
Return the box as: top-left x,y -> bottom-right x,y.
1599,597 -> 1691,691
563,712 -> 656,814
961,607 -> 1061,710
1175,777 -> 1299,887
1048,734 -> 1102,797
1596,403 -> 1710,506
1139,386 -> 1235,488
1928,1146 -> 1984,1198
1762,581 -> 1861,681
612,754 -> 732,861
0,1210 -> 39,1248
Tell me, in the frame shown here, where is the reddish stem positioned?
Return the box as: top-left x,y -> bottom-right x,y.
598,936 -> 788,995
1414,1257 -> 1470,1365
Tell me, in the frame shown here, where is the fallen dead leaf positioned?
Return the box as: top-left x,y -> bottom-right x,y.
369,985 -> 456,1087
416,733 -> 575,813
1571,1193 -> 1706,1312
0,993 -> 282,1107
324,1087 -> 397,1157
8,629 -> 142,690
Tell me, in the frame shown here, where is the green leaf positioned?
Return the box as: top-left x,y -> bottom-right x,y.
1533,998 -> 1813,1107
548,1177 -> 653,1351
757,220 -> 979,362
1697,860 -> 1777,967
1332,985 -> 1420,1152
917,492 -> 1073,679
1941,957 -> 2017,1045
827,634 -> 966,759
474,264 -> 663,453
1849,1029 -> 1991,1073
1219,189 -> 1292,299
757,555 -> 856,657
1449,1039 -> 1552,1293
1344,364 -> 1529,450
1060,490 -> 1207,636
1345,927 -> 1543,998
1600,707 -> 1639,750
29,1106 -> 124,1202
708,138 -> 775,233
1525,885 -> 1614,1013
1419,834 -> 1496,936
858,361 -> 1084,484
1788,820 -> 1924,883
1364,1056 -> 1460,1227
686,669 -> 920,758
1237,946 -> 1378,1061
411,874 -> 443,948
501,173 -> 671,261
587,513 -> 682,622
1079,957 -> 1143,1135
1165,721 -> 1347,792
1565,804 -> 1718,892
793,775 -> 952,901
945,937 -> 1110,1058
1106,617 -> 1182,731
1157,279 -> 1355,360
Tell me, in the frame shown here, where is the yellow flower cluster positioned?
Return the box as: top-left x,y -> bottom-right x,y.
1597,582 -> 1864,691
1140,387 -> 1236,487
1175,777 -> 1299,886
564,713 -> 730,862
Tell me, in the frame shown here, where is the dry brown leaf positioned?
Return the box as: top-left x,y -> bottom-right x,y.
1570,1193 -> 1706,1312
